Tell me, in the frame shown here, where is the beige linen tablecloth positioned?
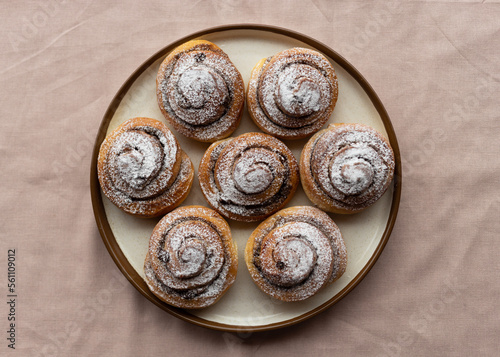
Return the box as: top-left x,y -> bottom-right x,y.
1,1 -> 499,355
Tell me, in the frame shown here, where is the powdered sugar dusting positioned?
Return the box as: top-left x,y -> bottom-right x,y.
216,146 -> 285,206
98,119 -> 194,217
168,63 -> 228,126
247,206 -> 347,301
248,48 -> 338,139
276,65 -> 323,117
144,252 -> 230,304
157,42 -> 244,142
145,206 -> 237,308
308,123 -> 395,211
164,221 -> 224,283
109,130 -> 163,194
330,146 -> 377,196
262,62 -> 331,127
199,133 -> 299,222
258,222 -> 331,290
232,152 -> 275,195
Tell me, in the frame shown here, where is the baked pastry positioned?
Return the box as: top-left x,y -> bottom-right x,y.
245,206 -> 347,302
156,40 -> 245,142
144,205 -> 238,309
300,123 -> 395,214
198,132 -> 299,222
247,47 -> 338,140
97,117 -> 194,217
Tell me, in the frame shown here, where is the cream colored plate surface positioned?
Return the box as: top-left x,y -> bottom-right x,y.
102,29 -> 393,326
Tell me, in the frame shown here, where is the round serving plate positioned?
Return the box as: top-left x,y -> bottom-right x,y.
90,24 -> 401,332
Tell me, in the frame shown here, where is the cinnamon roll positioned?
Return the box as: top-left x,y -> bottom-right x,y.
300,123 -> 395,214
247,47 -> 338,140
245,206 -> 347,302
198,132 -> 300,222
144,205 -> 238,309
97,117 -> 194,218
156,40 -> 245,142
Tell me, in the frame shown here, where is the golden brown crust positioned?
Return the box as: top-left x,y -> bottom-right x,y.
144,205 -> 238,309
247,47 -> 338,140
156,40 -> 245,142
245,206 -> 347,302
97,117 -> 194,218
198,132 -> 300,222
300,123 -> 395,214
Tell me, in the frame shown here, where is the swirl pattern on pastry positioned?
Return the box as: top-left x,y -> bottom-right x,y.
144,205 -> 238,309
300,123 -> 395,214
156,40 -> 245,142
245,206 -> 347,302
247,47 -> 338,140
97,117 -> 194,217
199,132 -> 299,222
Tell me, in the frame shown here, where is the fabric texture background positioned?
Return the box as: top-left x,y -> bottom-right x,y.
1,0 -> 499,355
